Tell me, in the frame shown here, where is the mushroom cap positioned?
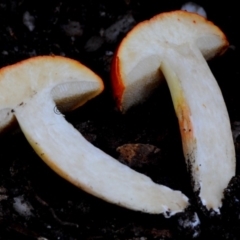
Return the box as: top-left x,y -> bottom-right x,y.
111,10 -> 229,112
0,55 -> 104,131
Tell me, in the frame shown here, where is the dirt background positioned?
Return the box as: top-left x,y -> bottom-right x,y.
0,0 -> 240,239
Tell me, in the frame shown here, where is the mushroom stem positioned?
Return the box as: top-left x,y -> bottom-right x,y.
14,91 -> 188,216
160,43 -> 235,212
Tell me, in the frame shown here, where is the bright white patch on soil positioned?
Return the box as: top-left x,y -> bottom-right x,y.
23,11 -> 35,31
178,212 -> 201,238
181,2 -> 207,18
13,195 -> 33,218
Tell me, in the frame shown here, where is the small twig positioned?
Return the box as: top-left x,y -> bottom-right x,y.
35,195 -> 49,207
49,208 -> 79,228
35,195 -> 79,228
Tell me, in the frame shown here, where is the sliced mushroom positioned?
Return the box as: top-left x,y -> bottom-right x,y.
0,55 -> 188,216
111,11 -> 235,212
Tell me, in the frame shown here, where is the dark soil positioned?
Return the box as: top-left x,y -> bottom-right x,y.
0,0 -> 240,239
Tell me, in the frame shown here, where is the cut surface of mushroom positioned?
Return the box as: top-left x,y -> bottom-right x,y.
0,55 -> 189,216
111,11 -> 235,212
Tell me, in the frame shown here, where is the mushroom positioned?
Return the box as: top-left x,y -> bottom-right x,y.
111,10 -> 236,213
0,55 -> 188,217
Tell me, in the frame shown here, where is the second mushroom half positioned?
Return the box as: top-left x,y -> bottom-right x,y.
111,10 -> 236,213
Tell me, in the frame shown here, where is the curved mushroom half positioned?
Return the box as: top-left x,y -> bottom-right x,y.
0,56 -> 188,217
111,10 -> 236,213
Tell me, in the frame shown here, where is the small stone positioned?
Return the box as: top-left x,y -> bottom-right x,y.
84,36 -> 104,52
104,14 -> 136,43
62,21 -> 83,37
13,195 -> 33,218
23,11 -> 35,31
116,143 -> 161,168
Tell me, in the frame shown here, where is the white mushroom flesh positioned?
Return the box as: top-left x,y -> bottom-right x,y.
0,56 -> 189,216
112,11 -> 235,212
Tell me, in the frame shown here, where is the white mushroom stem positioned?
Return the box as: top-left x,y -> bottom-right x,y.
160,43 -> 235,212
14,88 -> 188,216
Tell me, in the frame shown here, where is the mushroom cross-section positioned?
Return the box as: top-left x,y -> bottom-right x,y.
0,55 -> 189,216
111,10 -> 236,213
